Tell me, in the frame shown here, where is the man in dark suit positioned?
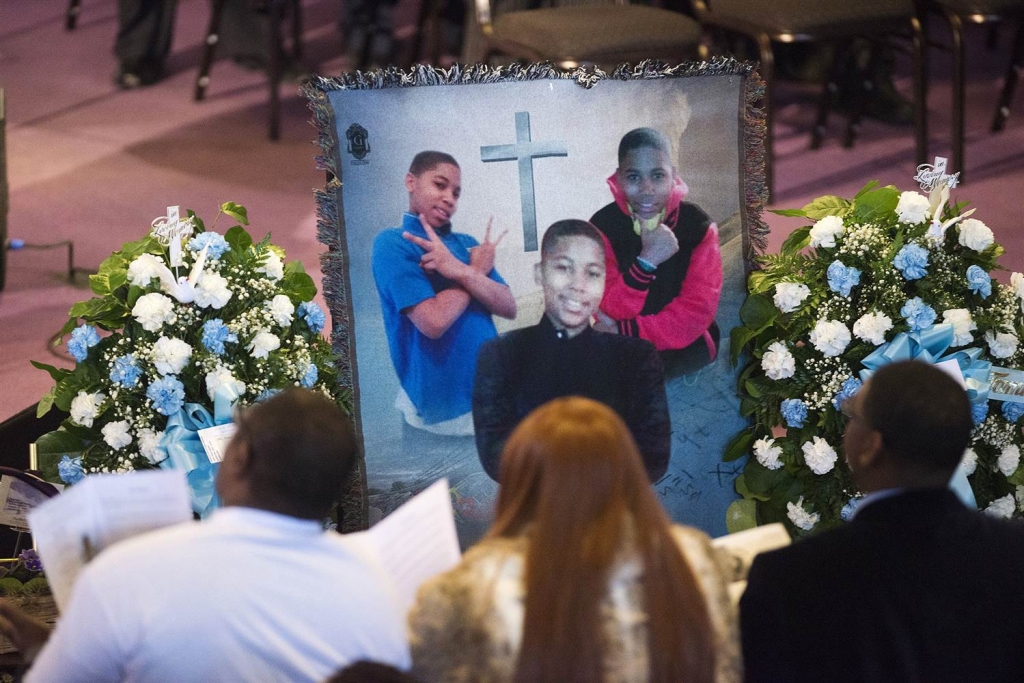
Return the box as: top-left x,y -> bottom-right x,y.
741,360 -> 1024,683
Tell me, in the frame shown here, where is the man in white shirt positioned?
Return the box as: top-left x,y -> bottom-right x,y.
0,389 -> 410,682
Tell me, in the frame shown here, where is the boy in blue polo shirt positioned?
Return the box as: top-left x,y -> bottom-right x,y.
372,151 -> 516,435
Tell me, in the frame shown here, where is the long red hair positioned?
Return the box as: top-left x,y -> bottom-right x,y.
488,397 -> 715,683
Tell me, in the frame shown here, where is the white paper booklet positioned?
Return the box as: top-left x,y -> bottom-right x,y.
27,470 -> 193,611
712,523 -> 791,605
353,478 -> 462,616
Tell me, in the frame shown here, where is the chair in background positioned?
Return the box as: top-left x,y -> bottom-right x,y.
194,0 -> 304,141
65,0 -> 82,30
918,0 -> 1024,182
471,0 -> 704,68
692,0 -> 928,194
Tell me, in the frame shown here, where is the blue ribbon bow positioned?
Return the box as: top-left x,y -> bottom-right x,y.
158,385 -> 239,517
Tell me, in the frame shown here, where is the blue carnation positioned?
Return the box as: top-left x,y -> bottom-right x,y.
67,325 -> 101,362
201,319 -> 238,356
893,244 -> 930,280
840,497 -> 860,522
188,232 -> 230,259
826,260 -> 862,297
972,402 -> 989,426
57,455 -> 85,485
900,297 -> 937,333
780,398 -> 808,428
966,265 -> 992,299
832,377 -> 863,410
147,376 -> 185,416
298,302 -> 326,334
1002,401 -> 1024,423
256,388 -> 282,403
109,354 -> 142,388
300,363 -> 318,389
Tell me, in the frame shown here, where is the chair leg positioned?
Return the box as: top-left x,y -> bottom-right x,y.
912,14 -> 929,166
949,11 -> 967,181
842,45 -> 872,149
292,0 -> 304,62
811,44 -> 843,150
992,18 -> 1024,133
66,0 -> 82,31
268,0 -> 284,141
757,33 -> 775,198
195,0 -> 229,102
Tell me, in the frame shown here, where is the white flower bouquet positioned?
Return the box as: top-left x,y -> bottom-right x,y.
727,181 -> 1024,534
33,203 -> 345,512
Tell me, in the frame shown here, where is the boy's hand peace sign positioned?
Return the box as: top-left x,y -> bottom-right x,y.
469,218 -> 508,275
403,215 -> 472,280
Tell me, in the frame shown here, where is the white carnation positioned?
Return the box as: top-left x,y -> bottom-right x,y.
801,436 -> 838,475
809,215 -> 845,248
257,250 -> 284,281
248,329 -> 280,359
151,337 -> 192,376
958,218 -> 994,252
895,191 -> 931,224
266,294 -> 295,327
70,390 -> 106,428
753,438 -> 784,470
852,311 -> 893,346
961,448 -> 978,476
193,272 -> 233,309
761,341 -> 795,380
137,428 -> 167,464
809,319 -> 852,357
101,420 -> 132,450
985,330 -> 1019,359
773,283 -> 810,313
786,497 -> 820,531
1011,272 -> 1024,299
132,292 -> 175,332
127,253 -> 166,287
205,365 -> 247,402
985,494 -> 1016,519
998,444 -> 1021,477
942,309 -> 976,347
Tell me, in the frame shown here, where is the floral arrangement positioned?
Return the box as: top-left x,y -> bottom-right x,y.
33,203 -> 345,512
727,179 -> 1024,535
0,550 -> 48,597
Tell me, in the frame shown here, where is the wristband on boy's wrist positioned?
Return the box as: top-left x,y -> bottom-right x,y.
636,256 -> 657,273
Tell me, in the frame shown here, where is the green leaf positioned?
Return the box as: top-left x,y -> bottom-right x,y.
744,462 -> 792,495
739,294 -> 778,330
55,317 -> 79,343
220,202 -> 249,225
769,208 -> 807,218
748,270 -> 770,294
853,180 -> 880,200
729,326 -> 756,365
744,379 -> 763,399
724,429 -> 755,462
118,235 -> 162,260
734,474 -> 770,501
284,260 -> 306,277
34,429 -> 86,456
36,389 -> 56,418
225,226 -> 253,251
88,270 -> 128,296
851,185 -> 900,222
186,209 -> 206,233
30,361 -> 70,382
282,272 -> 317,302
126,285 -> 145,308
780,226 -> 811,255
801,195 -> 851,220
725,499 -> 759,533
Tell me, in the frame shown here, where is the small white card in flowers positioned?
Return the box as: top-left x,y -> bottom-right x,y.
197,423 -> 237,464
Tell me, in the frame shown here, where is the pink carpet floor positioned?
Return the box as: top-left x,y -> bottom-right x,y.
2,0 -> 1023,421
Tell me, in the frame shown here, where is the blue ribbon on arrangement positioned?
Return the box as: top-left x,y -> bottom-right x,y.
858,322 -> 990,509
158,385 -> 239,517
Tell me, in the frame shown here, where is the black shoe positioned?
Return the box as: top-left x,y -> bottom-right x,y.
114,62 -> 165,89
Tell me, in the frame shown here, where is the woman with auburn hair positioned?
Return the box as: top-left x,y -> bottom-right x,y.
408,397 -> 740,683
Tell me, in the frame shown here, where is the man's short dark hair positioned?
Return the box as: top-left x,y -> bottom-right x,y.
863,361 -> 972,474
408,151 -> 459,176
233,389 -> 356,519
617,127 -> 672,165
540,219 -> 604,256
